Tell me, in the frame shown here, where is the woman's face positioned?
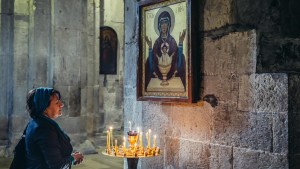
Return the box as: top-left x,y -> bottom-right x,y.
45,94 -> 64,119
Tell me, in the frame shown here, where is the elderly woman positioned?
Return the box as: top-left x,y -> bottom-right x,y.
25,87 -> 84,169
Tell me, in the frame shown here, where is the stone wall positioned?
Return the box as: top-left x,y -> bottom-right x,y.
0,0 -> 124,156
124,0 -> 299,168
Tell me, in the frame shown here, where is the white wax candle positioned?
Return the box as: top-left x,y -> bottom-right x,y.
146,132 -> 149,148
148,129 -> 151,148
154,135 -> 157,147
107,130 -> 110,149
115,139 -> 117,147
110,127 -> 113,148
107,130 -> 109,149
139,132 -> 143,146
123,136 -> 126,148
129,121 -> 132,131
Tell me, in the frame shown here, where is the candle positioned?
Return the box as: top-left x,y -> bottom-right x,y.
107,130 -> 110,149
146,132 -> 149,148
139,132 -> 143,147
137,127 -> 140,134
153,135 -> 157,147
123,136 -> 126,148
110,127 -> 113,148
129,121 -> 132,131
106,130 -> 110,150
148,129 -> 151,148
115,139 -> 117,147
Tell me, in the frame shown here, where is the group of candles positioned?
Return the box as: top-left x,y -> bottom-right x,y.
106,121 -> 158,154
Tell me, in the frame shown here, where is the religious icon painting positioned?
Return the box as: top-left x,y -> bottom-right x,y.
137,0 -> 200,103
100,26 -> 118,75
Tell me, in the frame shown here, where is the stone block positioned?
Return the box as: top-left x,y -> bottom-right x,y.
80,53 -> 87,87
68,86 -> 81,117
12,85 -> 27,115
34,0 -> 51,16
115,85 -> 124,109
179,140 -> 210,169
124,86 -> 135,99
54,28 -> 85,55
257,36 -> 300,72
211,111 -> 273,152
14,24 -> 29,57
202,75 -> 239,105
32,56 -> 48,85
141,149 -> 164,169
92,115 -> 105,133
272,112 -> 288,154
289,75 -> 300,116
236,30 -> 257,75
204,0 -> 236,30
80,87 -> 87,116
14,0 -> 29,15
168,103 -> 212,141
258,152 -> 288,169
69,133 -> 88,146
233,148 -> 258,169
86,86 -> 94,114
253,74 -> 288,113
290,154 -> 300,169
209,144 -> 232,169
1,0 -> 13,14
56,116 -> 87,134
53,29 -> 85,86
236,0 -> 280,33
124,0 -> 137,44
1,16 -> 14,56
11,116 -> 29,133
54,0 -> 87,30
204,31 -> 256,76
14,55 -> 28,84
234,147 -> 288,169
164,137 -> 180,169
124,43 -> 138,87
141,102 -> 169,142
0,117 -> 8,140
280,0 -> 300,37
78,139 -> 97,154
238,74 -> 255,112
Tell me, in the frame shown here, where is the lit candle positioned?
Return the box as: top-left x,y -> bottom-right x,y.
153,135 -> 157,147
107,130 -> 109,149
123,141 -> 126,154
123,136 -> 126,148
148,129 -> 151,148
107,130 -> 110,149
139,132 -> 143,147
137,127 -> 140,134
115,139 -> 117,147
146,132 -> 149,148
129,121 -> 132,131
110,127 -> 113,148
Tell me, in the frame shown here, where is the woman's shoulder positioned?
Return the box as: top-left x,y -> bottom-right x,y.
27,118 -> 56,133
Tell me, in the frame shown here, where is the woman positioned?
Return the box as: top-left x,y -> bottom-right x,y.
25,87 -> 84,169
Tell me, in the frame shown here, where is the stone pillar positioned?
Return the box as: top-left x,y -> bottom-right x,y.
0,0 -> 14,156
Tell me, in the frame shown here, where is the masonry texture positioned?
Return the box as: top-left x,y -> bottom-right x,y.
0,0 -> 300,169
124,0 -> 299,168
0,0 -> 124,156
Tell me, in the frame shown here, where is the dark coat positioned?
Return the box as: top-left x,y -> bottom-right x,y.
25,117 -> 73,169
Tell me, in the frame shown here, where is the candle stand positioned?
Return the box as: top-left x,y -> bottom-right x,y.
102,130 -> 160,169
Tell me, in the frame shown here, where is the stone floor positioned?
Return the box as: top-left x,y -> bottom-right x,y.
0,147 -> 123,169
